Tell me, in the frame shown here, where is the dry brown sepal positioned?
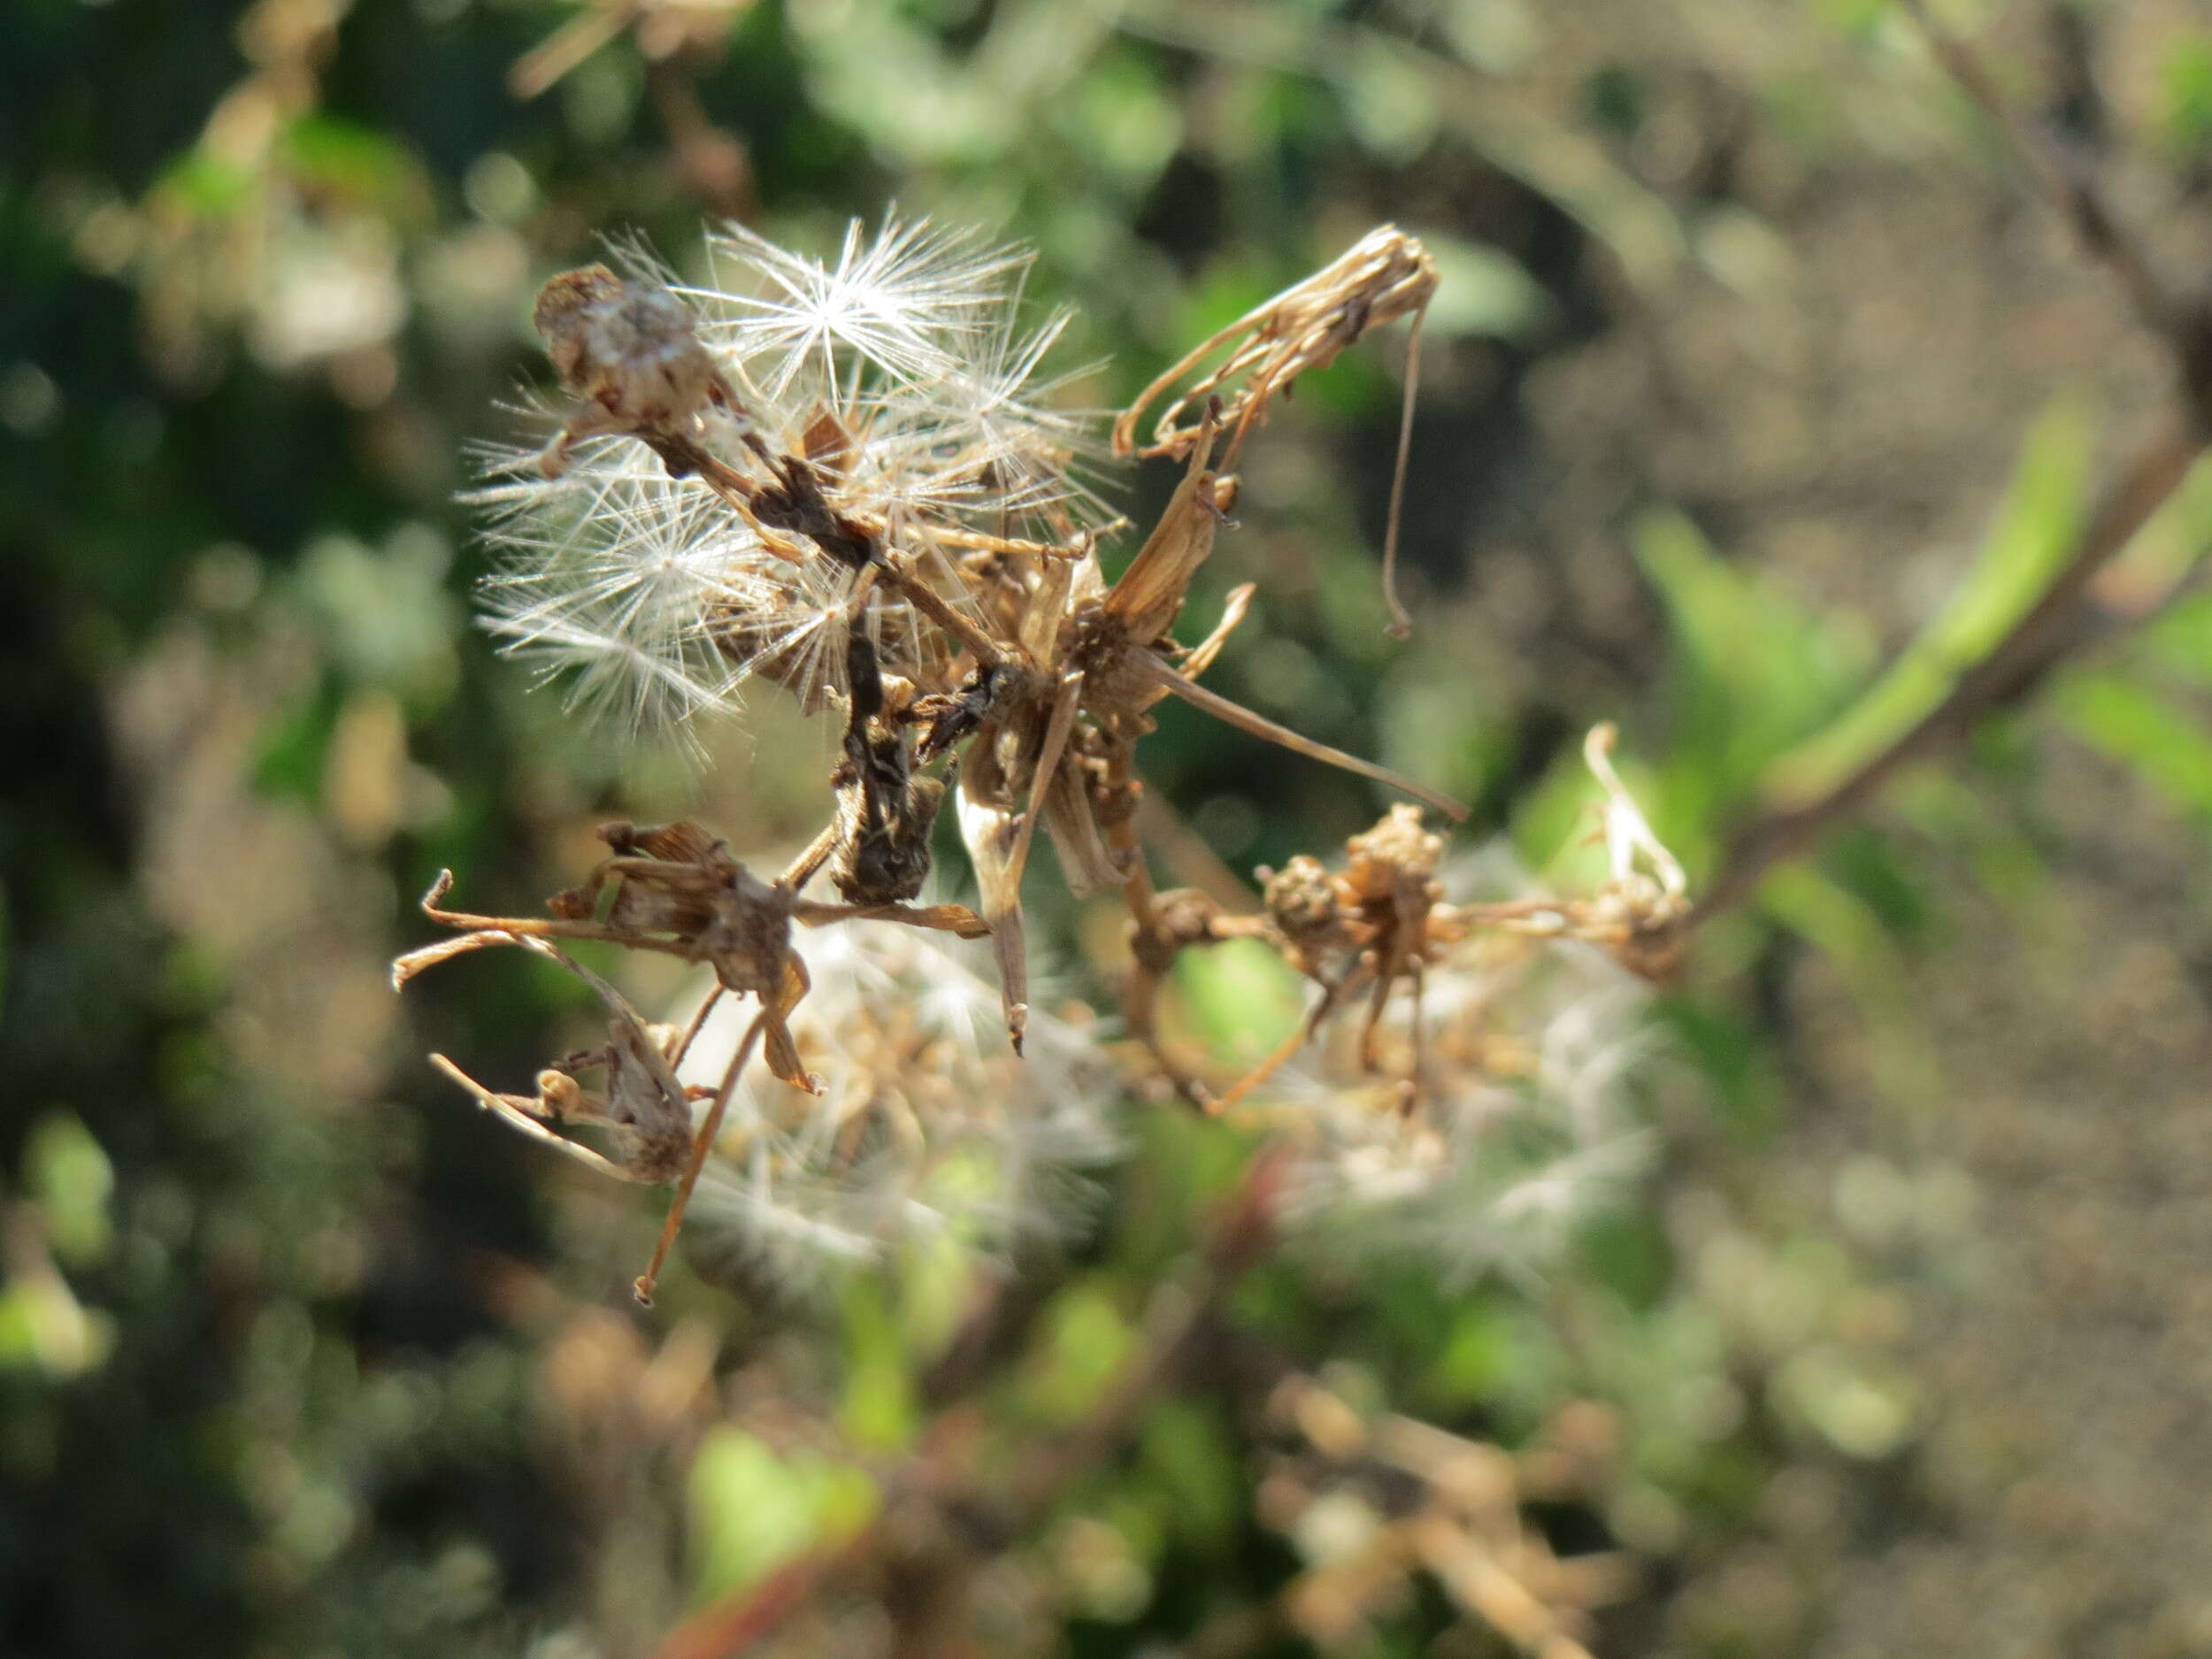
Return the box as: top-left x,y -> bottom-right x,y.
1208,803 -> 1471,1115
1113,226 -> 1439,635
391,820 -> 988,1301
393,927 -> 701,1186
1461,724 -> 1690,981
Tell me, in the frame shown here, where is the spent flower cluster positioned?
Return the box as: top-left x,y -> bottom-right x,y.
393,216 -> 1688,1301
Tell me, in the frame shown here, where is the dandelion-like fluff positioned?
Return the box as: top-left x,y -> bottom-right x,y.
471,214 -> 1106,737
395,214 -> 1686,1302
1270,899 -> 1658,1287
677,918 -> 1122,1302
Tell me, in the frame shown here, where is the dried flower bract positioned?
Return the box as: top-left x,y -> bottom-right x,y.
1114,226 -> 1439,636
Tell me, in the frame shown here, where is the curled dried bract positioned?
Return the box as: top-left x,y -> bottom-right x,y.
1462,725 -> 1690,980
1114,227 -> 1439,635
396,926 -> 698,1184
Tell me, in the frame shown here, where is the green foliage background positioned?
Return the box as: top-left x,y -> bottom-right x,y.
10,1 -> 2212,1655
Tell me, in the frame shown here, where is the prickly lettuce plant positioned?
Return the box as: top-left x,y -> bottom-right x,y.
395,218 -> 1685,1308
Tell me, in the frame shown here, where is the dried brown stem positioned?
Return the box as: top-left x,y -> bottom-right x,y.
1693,420 -> 2201,923
879,557 -> 1010,668
648,1146 -> 1290,1659
789,899 -> 992,938
1138,651 -> 1470,821
1207,972 -> 1360,1117
1380,305 -> 1424,639
778,821 -> 842,891
666,985 -> 726,1073
634,1008 -> 767,1306
1898,0 -> 2181,349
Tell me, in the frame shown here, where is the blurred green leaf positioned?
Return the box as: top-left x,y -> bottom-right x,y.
1027,1282 -> 1134,1425
24,1109 -> 114,1265
0,1279 -> 114,1379
2054,670 -> 2212,823
295,526 -> 461,705
1660,999 -> 1781,1143
1762,396 -> 2094,811
1064,55 -> 1182,189
1137,1400 -> 1240,1552
1772,1348 -> 1915,1460
1576,1210 -> 1674,1310
1824,826 -> 1936,944
1416,1302 -> 1514,1409
687,1429 -> 878,1603
2133,588 -> 2212,688
838,1283 -> 918,1452
2160,35 -> 2212,156
279,115 -> 434,226
148,150 -> 255,219
1755,865 -> 1935,1097
1342,35 -> 1440,159
250,673 -> 344,805
1171,936 -> 1303,1069
1420,233 -> 1554,340
1635,507 -> 1871,841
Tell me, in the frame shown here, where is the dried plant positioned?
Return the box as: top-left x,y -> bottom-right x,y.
1113,225 -> 1438,636
1256,1373 -> 1633,1656
1460,725 -> 1690,981
395,920 -> 699,1185
392,821 -> 988,1301
674,918 -> 1124,1300
395,217 -> 1688,1303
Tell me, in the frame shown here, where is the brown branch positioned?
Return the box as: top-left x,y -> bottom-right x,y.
1898,0 -> 2177,347
1690,7 -> 2212,924
1693,420 -> 2201,923
648,1146 -> 1290,1659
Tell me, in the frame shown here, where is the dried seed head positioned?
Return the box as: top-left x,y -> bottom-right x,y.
411,216 -> 1680,1312
533,265 -> 626,375
1460,726 -> 1690,980
1265,856 -> 1658,1285
532,264 -> 736,478
475,219 -> 1110,749
673,919 -> 1123,1300
394,926 -> 698,1185
1263,856 -> 1348,957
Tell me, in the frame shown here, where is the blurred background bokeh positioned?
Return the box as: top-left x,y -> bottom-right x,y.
12,1 -> 2212,1655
